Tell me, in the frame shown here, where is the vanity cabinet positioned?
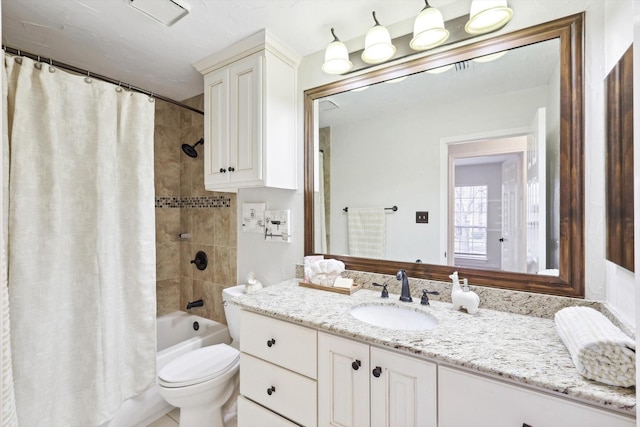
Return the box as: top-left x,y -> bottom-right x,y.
238,310 -> 317,427
438,366 -> 635,427
318,332 -> 437,427
194,30 -> 299,192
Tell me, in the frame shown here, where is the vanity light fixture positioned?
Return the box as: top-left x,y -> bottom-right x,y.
465,0 -> 513,35
322,28 -> 353,75
321,0 -> 514,75
361,11 -> 396,64
410,0 -> 450,51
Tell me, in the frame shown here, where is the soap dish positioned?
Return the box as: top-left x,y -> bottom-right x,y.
298,281 -> 362,295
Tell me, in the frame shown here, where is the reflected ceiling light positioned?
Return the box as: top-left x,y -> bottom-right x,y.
410,0 -> 450,51
385,76 -> 408,84
351,86 -> 370,92
465,0 -> 513,35
472,50 -> 508,63
322,28 -> 353,75
426,64 -> 454,74
362,11 -> 396,64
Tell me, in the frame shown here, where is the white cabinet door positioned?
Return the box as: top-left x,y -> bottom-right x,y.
203,52 -> 262,190
370,347 -> 437,427
203,65 -> 230,188
318,332 -> 370,427
227,52 -> 262,185
439,366 -> 635,427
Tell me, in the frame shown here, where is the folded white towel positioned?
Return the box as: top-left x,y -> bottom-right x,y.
309,259 -> 345,286
555,307 -> 635,387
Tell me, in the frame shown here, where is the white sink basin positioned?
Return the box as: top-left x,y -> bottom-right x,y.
350,304 -> 438,331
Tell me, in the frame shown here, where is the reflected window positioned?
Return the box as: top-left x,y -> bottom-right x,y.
454,185 -> 488,257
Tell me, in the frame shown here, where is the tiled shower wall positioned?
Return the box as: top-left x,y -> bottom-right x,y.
154,95 -> 237,323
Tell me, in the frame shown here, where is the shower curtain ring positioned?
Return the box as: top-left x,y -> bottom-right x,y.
84,71 -> 92,84
34,56 -> 42,70
148,92 -> 154,102
48,58 -> 55,73
115,81 -> 123,93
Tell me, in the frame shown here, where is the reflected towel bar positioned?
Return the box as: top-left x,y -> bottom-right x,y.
343,206 -> 398,213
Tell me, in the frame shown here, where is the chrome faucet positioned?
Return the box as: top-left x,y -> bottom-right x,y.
397,269 -> 412,302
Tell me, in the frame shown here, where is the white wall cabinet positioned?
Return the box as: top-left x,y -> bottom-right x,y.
318,332 -> 437,427
194,30 -> 299,192
438,366 -> 635,427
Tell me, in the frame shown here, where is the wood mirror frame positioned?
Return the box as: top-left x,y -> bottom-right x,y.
304,13 -> 584,297
606,45 -> 634,272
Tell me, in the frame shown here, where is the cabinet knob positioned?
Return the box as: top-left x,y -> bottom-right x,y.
372,366 -> 382,377
352,360 -> 362,371
267,386 -> 276,396
228,166 -> 235,172
267,338 -> 276,347
219,168 -> 227,173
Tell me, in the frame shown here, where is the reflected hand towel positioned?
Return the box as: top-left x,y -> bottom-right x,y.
348,207 -> 386,259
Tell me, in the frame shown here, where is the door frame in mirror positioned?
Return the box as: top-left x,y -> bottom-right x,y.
304,13 -> 584,297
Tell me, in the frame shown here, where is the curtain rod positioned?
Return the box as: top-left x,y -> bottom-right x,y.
2,46 -> 204,115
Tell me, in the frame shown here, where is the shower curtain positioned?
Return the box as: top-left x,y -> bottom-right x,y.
5,55 -> 157,426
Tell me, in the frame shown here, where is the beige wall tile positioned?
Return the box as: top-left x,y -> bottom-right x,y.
156,242 -> 180,281
213,246 -> 232,286
180,278 -> 193,311
191,208 -> 214,244
154,161 -> 181,197
155,207 -> 180,243
180,242 -> 193,279
213,207 -> 231,246
156,278 -> 180,316
189,279 -> 207,317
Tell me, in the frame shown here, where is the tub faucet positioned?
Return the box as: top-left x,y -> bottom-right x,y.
186,299 -> 204,310
397,269 -> 412,302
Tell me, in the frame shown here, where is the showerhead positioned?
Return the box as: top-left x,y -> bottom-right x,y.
182,138 -> 204,158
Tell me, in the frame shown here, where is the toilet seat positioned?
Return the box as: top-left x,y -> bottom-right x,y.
158,343 -> 240,388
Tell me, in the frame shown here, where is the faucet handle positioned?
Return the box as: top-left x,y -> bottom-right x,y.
372,282 -> 389,298
420,289 -> 440,305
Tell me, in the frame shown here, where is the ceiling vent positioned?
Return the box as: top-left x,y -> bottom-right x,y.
127,0 -> 190,27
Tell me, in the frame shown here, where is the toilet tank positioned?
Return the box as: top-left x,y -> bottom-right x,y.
222,285 -> 245,344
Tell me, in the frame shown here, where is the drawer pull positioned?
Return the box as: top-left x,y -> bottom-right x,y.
267,338 -> 276,347
372,366 -> 382,377
267,386 -> 276,395
352,359 -> 362,371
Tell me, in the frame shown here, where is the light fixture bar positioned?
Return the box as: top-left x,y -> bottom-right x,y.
127,0 -> 190,27
344,13 -> 499,75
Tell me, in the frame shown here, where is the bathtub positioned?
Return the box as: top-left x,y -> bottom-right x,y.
102,311 -> 231,427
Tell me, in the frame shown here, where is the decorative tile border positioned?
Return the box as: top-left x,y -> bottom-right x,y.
155,196 -> 231,208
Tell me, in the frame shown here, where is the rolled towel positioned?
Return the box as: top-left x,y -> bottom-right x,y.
555,307 -> 635,387
309,259 -> 345,286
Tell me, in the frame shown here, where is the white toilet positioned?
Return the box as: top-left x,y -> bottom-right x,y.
157,284 -> 245,427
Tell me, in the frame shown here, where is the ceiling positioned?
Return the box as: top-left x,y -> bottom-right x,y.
2,0 -> 462,102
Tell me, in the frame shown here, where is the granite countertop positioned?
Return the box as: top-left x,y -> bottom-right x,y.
232,278 -> 636,416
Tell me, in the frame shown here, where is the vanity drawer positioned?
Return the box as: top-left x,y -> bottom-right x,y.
240,353 -> 317,427
238,395 -> 300,427
240,310 -> 317,378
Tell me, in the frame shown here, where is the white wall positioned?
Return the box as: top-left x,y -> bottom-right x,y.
603,0 -> 635,327
326,86 -> 548,263
236,0 -> 630,310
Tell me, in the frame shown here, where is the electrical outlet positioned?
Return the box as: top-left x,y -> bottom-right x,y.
416,211 -> 429,224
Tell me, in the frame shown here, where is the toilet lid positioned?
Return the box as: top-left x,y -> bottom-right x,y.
158,344 -> 239,387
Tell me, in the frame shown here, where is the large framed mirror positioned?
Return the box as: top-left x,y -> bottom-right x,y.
304,13 -> 584,297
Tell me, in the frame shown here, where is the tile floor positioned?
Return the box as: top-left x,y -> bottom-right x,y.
146,407 -> 238,427
147,408 -> 180,427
